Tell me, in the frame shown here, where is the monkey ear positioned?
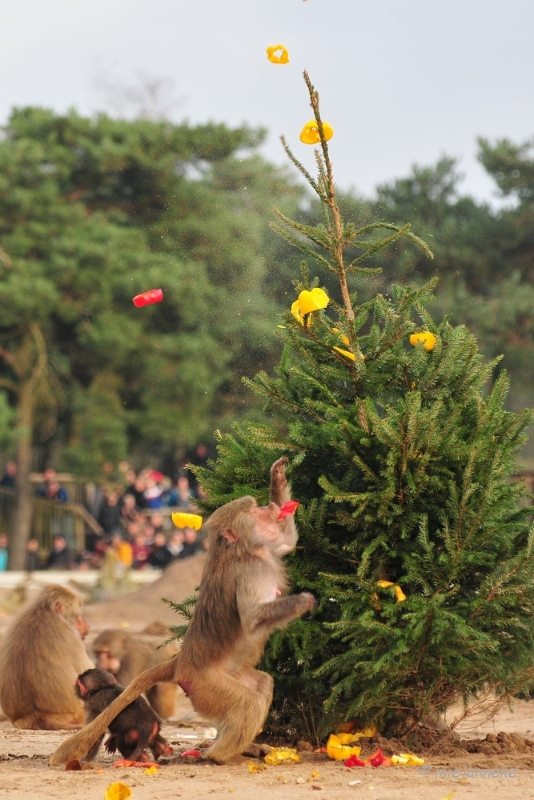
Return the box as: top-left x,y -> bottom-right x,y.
223,529 -> 238,543
54,600 -> 63,614
76,679 -> 86,696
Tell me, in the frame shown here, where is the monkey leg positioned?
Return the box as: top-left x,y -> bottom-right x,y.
122,722 -> 158,763
198,670 -> 274,764
150,733 -> 173,760
14,712 -> 84,731
84,735 -> 105,762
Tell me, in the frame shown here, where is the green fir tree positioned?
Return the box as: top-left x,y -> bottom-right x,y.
194,73 -> 534,741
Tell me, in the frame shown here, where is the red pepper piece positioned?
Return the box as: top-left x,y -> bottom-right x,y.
278,500 -> 300,519
132,289 -> 164,307
65,759 -> 82,771
181,749 -> 201,759
343,754 -> 367,767
368,748 -> 385,767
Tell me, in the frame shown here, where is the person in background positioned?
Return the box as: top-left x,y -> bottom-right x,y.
123,473 -> 148,509
0,461 -> 16,488
132,531 -> 151,569
108,534 -> 133,571
36,468 -> 69,503
148,532 -> 172,569
119,493 -> 139,526
148,512 -> 167,536
179,527 -> 201,559
164,529 -> 185,562
0,534 -> 8,570
144,471 -> 164,509
45,535 -> 75,570
97,488 -> 122,536
168,475 -> 197,509
24,538 -> 42,571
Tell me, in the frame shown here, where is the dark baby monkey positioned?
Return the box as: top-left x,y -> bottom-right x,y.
75,668 -> 172,763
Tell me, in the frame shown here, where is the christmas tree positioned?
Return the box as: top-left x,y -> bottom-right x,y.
193,72 -> 534,740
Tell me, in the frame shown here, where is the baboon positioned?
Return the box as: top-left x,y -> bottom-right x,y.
0,585 -> 93,730
76,668 -> 172,763
50,457 -> 315,766
92,630 -> 177,719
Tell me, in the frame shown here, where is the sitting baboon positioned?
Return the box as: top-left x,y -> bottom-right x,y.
50,457 -> 315,765
92,629 -> 177,719
0,584 -> 93,730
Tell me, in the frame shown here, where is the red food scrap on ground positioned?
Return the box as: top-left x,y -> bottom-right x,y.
181,749 -> 201,759
343,754 -> 367,767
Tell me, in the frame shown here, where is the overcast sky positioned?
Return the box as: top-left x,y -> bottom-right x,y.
2,0 -> 533,203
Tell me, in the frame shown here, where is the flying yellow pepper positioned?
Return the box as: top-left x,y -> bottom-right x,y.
266,44 -> 289,64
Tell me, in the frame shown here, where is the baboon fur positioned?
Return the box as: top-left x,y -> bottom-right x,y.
49,458 -> 315,765
0,585 -> 93,730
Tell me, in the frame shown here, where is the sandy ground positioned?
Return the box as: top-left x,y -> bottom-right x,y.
1,555 -> 534,799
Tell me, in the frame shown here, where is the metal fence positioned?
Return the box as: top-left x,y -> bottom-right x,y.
0,485 -> 102,556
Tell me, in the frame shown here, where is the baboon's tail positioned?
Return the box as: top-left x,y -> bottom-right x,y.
49,657 -> 178,766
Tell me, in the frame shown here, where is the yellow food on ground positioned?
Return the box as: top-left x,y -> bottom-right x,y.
326,733 -> 362,761
104,783 -> 132,800
264,747 -> 300,765
249,762 -> 266,773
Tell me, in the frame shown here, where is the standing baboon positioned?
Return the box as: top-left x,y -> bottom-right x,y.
0,585 -> 93,730
50,457 -> 315,765
92,630 -> 177,719
76,668 -> 172,762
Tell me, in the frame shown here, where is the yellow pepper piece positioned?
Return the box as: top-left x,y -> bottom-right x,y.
143,765 -> 159,775
266,44 -> 289,64
249,762 -> 266,773
291,299 -> 307,326
333,346 -> 356,361
376,580 -> 394,588
300,120 -> 334,144
336,733 -> 363,745
298,287 -> 329,314
391,755 -> 409,765
409,331 -> 437,351
104,784 -> 132,800
398,753 -> 425,766
326,734 -> 361,761
171,512 -> 203,530
394,585 -> 407,602
264,747 -> 300,765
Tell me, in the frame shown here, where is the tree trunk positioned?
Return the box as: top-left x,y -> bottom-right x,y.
9,386 -> 35,570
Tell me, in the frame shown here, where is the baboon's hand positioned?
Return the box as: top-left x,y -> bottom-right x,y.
270,457 -> 289,489
297,593 -> 316,614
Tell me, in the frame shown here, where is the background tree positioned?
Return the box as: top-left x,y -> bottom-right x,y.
0,107 -> 301,567
195,73 -> 534,739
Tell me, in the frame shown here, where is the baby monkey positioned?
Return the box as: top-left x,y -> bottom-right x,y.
75,668 -> 172,763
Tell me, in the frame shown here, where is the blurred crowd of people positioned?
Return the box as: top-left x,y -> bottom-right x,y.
0,452 -> 210,573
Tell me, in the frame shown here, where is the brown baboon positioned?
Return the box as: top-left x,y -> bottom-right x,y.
76,668 -> 172,763
0,585 -> 93,730
50,457 -> 315,766
92,630 -> 177,719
